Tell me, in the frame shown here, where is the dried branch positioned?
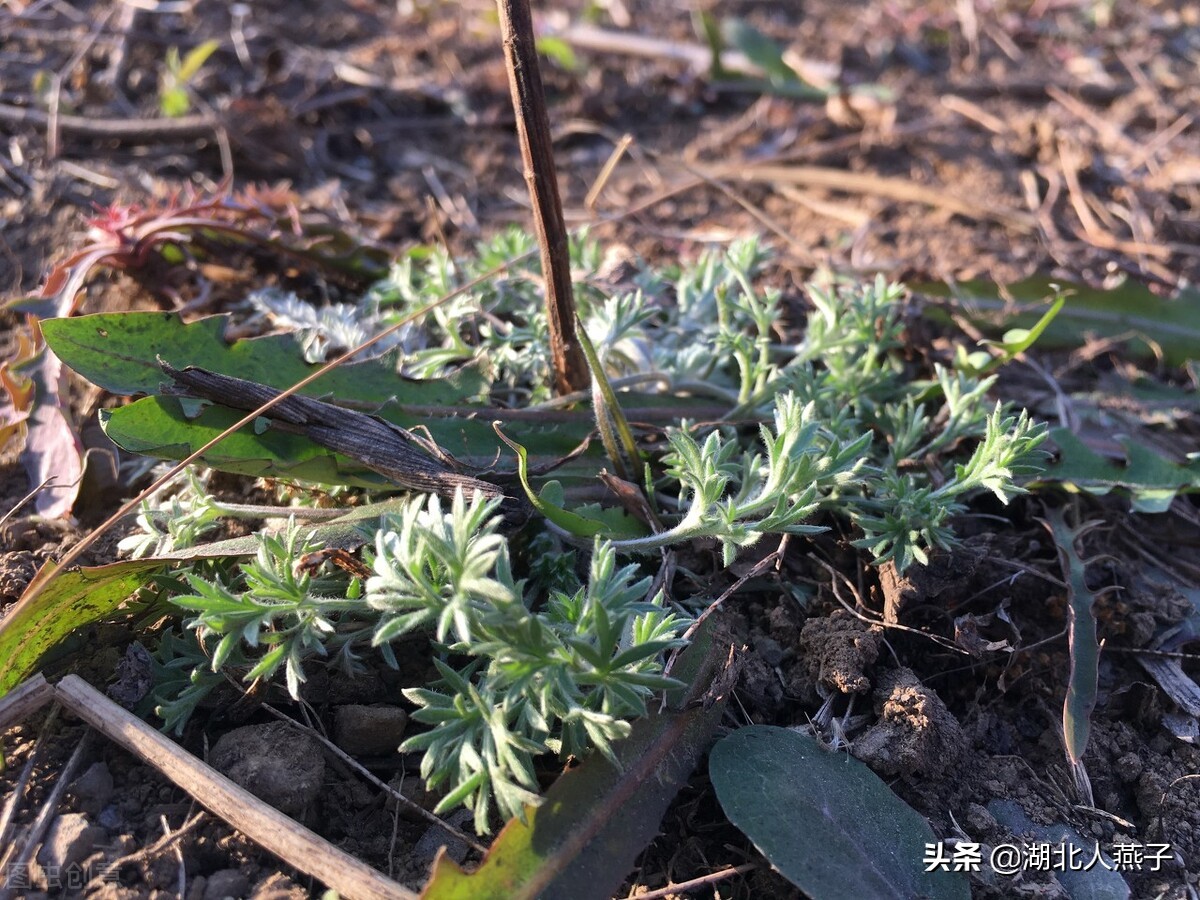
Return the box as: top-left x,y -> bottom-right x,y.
160,362 -> 520,508
495,0 -> 589,394
54,675 -> 418,900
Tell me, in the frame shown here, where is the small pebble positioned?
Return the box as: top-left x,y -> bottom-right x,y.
334,704 -> 409,756
36,812 -> 107,871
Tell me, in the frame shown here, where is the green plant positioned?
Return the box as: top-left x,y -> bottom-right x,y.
159,40 -> 220,118
158,493 -> 684,833
45,234 -> 1051,833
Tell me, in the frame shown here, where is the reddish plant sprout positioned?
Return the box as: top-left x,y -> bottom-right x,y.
17,185 -> 387,320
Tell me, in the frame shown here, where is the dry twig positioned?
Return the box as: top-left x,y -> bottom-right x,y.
53,675 -> 418,900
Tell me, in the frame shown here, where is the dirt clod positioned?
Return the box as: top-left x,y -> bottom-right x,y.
209,723 -> 325,819
202,868 -> 251,900
853,667 -> 967,778
877,542 -> 985,624
0,550 -> 38,603
798,609 -> 881,695
68,761 -> 114,818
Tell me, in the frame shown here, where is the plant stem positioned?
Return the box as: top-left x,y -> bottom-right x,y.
495,0 -> 589,395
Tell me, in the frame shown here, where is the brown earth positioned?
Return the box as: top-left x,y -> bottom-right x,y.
2,1 -> 1198,898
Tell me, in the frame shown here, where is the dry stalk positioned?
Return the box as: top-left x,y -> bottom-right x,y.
54,675 -> 418,900
495,0 -> 589,394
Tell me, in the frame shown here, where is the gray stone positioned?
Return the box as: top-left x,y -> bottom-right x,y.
36,812 -> 107,871
209,723 -> 325,818
334,704 -> 408,756
69,761 -> 114,817
411,809 -> 473,870
203,868 -> 251,900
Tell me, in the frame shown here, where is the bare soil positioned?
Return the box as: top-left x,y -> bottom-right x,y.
2,1 -> 1198,898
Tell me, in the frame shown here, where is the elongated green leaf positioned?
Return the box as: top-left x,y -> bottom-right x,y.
710,726 -> 969,900
422,621 -> 726,900
492,425 -> 643,539
1045,512 -> 1103,784
175,39 -> 220,82
42,312 -> 481,402
724,19 -> 801,85
1040,427 -> 1200,513
0,559 -> 167,695
921,279 -> 1200,366
575,320 -> 642,481
981,295 -> 1065,357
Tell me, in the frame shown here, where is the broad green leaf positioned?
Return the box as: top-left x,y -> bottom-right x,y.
41,312 -> 481,403
920,278 -> 1200,367
710,726 -> 969,900
44,312 -> 601,478
43,312 -> 723,481
988,800 -> 1130,899
101,391 -> 597,489
422,620 -> 726,900
1040,427 -> 1200,513
0,559 -> 167,695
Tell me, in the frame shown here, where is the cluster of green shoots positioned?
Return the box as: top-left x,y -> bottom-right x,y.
142,233 -> 1047,831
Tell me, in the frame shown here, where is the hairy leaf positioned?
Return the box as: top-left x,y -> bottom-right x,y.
0,499 -> 421,696
421,621 -> 728,900
710,726 -> 969,900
